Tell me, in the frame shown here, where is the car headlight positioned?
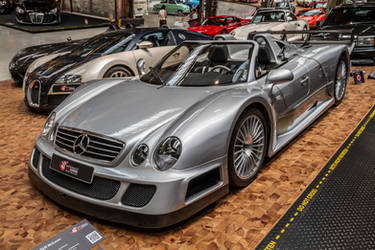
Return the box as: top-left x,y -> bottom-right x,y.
41,112 -> 56,141
154,137 -> 182,171
16,6 -> 25,14
356,36 -> 375,47
49,7 -> 58,14
56,74 -> 82,84
0,1 -> 7,7
132,144 -> 149,166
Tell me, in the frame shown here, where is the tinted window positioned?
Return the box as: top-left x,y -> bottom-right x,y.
324,7 -> 375,26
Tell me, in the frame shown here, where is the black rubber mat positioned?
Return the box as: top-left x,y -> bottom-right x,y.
0,12 -> 110,33
257,106 -> 375,250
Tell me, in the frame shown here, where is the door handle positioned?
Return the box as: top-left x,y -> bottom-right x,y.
300,76 -> 309,86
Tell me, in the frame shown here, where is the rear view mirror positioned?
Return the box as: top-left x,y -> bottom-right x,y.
286,16 -> 293,22
137,41 -> 153,49
266,69 -> 294,84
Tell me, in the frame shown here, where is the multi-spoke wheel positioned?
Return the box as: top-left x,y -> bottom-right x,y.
104,66 -> 133,78
334,58 -> 348,105
229,108 -> 268,187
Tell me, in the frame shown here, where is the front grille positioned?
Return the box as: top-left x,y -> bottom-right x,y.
29,13 -> 44,24
41,156 -> 120,200
121,184 -> 156,207
55,127 -> 124,163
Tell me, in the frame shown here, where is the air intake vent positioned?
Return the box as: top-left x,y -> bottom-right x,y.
185,167 -> 221,201
32,148 -> 40,168
121,184 -> 156,207
55,126 -> 124,163
41,156 -> 120,200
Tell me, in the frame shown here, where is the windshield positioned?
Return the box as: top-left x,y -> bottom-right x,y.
324,7 -> 375,26
300,9 -> 323,17
140,43 -> 254,86
70,32 -> 134,57
313,2 -> 327,9
202,17 -> 227,26
252,11 -> 285,23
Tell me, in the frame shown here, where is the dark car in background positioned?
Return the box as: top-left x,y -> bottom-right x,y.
9,39 -> 86,86
319,3 -> 375,65
15,0 -> 62,24
0,0 -> 14,14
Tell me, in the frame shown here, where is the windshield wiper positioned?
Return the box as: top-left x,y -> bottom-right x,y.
149,67 -> 165,86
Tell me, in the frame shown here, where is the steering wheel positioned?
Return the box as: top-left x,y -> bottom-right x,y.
209,65 -> 231,74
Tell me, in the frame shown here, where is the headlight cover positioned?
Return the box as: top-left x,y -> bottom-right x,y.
356,36 -> 375,47
50,8 -> 58,14
16,6 -> 25,14
154,137 -> 182,171
132,144 -> 149,166
41,112 -> 56,141
56,74 -> 82,84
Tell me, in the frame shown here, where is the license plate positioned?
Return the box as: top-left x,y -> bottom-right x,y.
50,154 -> 94,184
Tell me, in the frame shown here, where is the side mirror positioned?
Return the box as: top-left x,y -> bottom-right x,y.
286,16 -> 293,22
137,40 -> 154,49
137,59 -> 146,76
67,36 -> 72,42
266,69 -> 294,84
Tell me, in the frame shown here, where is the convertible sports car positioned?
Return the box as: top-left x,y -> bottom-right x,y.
28,34 -> 350,228
16,0 -> 62,25
23,27 -> 211,112
231,9 -> 308,40
188,16 -> 251,36
297,8 -> 325,29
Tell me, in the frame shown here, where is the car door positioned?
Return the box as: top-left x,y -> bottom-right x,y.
167,0 -> 177,13
132,31 -> 177,73
272,57 -> 311,134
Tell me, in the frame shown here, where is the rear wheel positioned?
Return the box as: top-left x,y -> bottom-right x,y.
228,108 -> 268,187
334,58 -> 348,105
104,66 -> 133,78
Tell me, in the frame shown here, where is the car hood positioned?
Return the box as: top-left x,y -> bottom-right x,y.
321,23 -> 375,36
188,25 -> 222,34
59,80 -> 222,142
232,22 -> 284,38
30,53 -> 98,83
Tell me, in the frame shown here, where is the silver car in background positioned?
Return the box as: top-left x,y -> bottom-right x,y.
28,34 -> 350,228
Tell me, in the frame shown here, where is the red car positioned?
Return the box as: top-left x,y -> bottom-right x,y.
297,8 -> 326,29
188,16 -> 251,37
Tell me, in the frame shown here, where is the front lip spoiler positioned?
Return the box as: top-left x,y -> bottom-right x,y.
28,168 -> 229,228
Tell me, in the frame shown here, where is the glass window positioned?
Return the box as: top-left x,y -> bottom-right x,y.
300,9 -> 323,17
140,43 -> 254,86
139,31 -> 171,47
324,7 -> 375,26
252,11 -> 286,23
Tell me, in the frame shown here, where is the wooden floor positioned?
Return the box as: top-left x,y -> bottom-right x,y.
0,66 -> 374,249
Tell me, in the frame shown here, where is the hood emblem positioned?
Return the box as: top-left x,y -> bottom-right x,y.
73,134 -> 90,155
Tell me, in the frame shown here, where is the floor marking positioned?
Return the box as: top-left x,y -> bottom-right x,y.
262,108 -> 375,249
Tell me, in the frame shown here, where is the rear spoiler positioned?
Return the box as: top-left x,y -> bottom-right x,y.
247,30 -> 355,44
248,30 -> 356,53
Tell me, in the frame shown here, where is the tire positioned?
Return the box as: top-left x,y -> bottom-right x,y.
333,57 -> 348,105
104,66 -> 133,78
228,108 -> 268,188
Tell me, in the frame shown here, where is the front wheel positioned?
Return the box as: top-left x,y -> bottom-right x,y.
104,66 -> 132,78
334,58 -> 348,105
228,108 -> 268,187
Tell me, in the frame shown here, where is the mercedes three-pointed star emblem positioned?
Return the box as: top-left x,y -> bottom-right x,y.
73,134 -> 90,155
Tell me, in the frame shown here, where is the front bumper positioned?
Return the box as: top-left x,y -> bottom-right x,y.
16,11 -> 60,25
28,138 -> 228,228
351,46 -> 375,65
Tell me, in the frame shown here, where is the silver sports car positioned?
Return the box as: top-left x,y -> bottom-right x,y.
28,34 -> 350,228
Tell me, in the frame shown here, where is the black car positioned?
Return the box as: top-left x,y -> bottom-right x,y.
9,39 -> 86,86
23,27 -> 212,112
0,0 -> 14,14
16,0 -> 62,25
319,3 -> 375,65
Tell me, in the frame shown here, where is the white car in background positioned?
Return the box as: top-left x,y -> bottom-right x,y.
231,9 -> 309,41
